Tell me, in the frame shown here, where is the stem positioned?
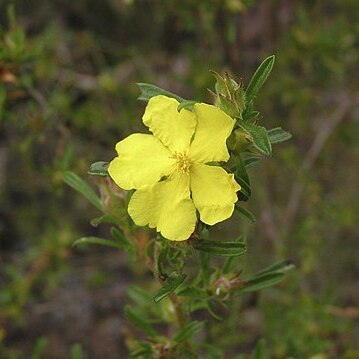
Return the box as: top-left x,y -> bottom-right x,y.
130,231 -> 190,348
168,292 -> 186,330
153,241 -> 186,330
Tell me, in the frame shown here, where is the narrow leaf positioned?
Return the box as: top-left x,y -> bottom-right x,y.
245,55 -> 275,103
243,156 -> 261,167
242,110 -> 260,121
233,154 -> 251,201
153,273 -> 187,303
130,344 -> 153,358
192,238 -> 247,257
111,227 -> 135,254
137,83 -> 184,102
236,177 -> 251,201
234,153 -> 249,184
63,171 -> 103,211
156,243 -> 168,278
88,161 -> 109,176
239,272 -> 285,293
174,321 -> 204,343
253,259 -> 295,278
125,306 -> 157,337
235,205 -> 256,223
223,257 -> 236,274
73,236 -> 123,249
90,214 -> 120,226
239,122 -> 272,156
267,127 -> 292,144
127,285 -> 152,304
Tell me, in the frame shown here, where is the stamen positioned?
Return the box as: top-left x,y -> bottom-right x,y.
171,152 -> 192,174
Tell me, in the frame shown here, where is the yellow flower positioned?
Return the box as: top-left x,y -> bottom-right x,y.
108,95 -> 241,241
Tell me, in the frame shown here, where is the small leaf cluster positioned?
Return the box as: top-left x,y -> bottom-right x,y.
223,55 -> 291,157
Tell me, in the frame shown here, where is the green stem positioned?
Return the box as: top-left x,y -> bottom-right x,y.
168,292 -> 186,330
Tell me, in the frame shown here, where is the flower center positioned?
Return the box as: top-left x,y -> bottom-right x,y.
171,152 -> 192,174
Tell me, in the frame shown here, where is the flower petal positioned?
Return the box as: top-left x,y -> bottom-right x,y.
190,164 -> 240,225
128,173 -> 197,241
108,133 -> 174,190
142,95 -> 197,153
189,103 -> 235,163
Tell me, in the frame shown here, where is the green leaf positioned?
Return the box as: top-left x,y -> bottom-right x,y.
63,171 -> 103,211
130,344 -> 153,358
156,242 -> 168,278
174,321 -> 204,343
245,55 -> 275,103
137,83 -> 184,102
88,161 -> 109,176
73,236 -> 124,249
243,156 -> 261,167
242,110 -> 260,121
90,214 -> 120,226
236,177 -> 251,201
192,238 -> 247,257
127,285 -> 153,305
177,100 -> 198,112
111,227 -> 136,258
239,122 -> 272,156
177,286 -> 209,299
7,27 -> 26,57
125,306 -> 157,337
238,260 -> 295,293
199,252 -> 210,285
223,257 -> 236,274
267,127 -> 292,144
233,154 -> 249,184
239,272 -> 285,293
235,205 -> 256,223
153,273 -> 187,303
211,70 -> 229,97
253,259 -> 295,277
233,154 -> 251,201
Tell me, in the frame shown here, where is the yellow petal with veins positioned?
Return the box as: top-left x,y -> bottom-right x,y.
190,164 -> 240,225
142,95 -> 197,153
128,173 -> 197,241
108,133 -> 174,190
189,103 -> 235,163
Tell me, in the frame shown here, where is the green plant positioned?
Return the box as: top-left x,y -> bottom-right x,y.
65,56 -> 294,358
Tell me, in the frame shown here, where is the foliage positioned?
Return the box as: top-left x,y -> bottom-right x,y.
63,59 -> 294,357
1,0 -> 359,358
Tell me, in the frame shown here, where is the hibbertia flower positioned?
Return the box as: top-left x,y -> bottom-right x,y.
108,95 -> 240,241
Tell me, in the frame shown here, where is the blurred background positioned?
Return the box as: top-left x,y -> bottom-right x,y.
0,0 -> 358,358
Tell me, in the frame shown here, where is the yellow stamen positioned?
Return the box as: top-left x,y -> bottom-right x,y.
171,152 -> 192,174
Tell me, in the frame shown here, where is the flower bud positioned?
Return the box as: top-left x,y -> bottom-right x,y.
210,70 -> 246,118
